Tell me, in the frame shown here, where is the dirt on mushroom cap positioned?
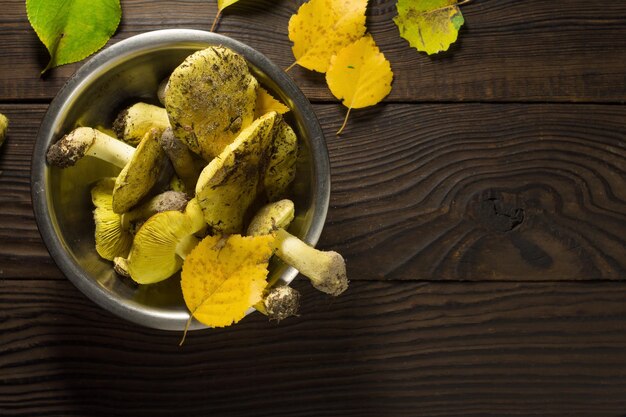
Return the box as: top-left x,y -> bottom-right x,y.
264,117 -> 298,201
164,46 -> 259,161
112,128 -> 171,213
195,111 -> 277,234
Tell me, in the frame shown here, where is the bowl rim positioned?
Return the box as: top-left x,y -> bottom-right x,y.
31,29 -> 330,331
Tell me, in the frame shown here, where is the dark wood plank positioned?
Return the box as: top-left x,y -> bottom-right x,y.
2,279 -> 626,416
0,105 -> 61,280
322,103 -> 626,280
1,0 -> 626,102
1,103 -> 625,282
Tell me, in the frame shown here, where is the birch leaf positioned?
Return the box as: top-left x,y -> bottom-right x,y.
181,234 -> 275,328
326,35 -> 393,134
26,0 -> 121,74
218,0 -> 239,9
394,0 -> 465,55
288,0 -> 367,73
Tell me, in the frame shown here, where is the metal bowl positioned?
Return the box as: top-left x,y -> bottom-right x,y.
31,29 -> 330,331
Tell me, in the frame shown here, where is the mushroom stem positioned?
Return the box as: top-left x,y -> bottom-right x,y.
247,199 -> 295,236
120,191 -> 189,231
113,257 -> 131,277
46,127 -> 135,169
157,77 -> 169,106
89,131 -> 135,168
274,228 -> 348,296
158,128 -> 202,195
175,234 -> 200,260
247,200 -> 348,296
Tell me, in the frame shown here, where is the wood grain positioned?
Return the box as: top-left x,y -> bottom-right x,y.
2,103 -> 625,282
322,103 -> 626,280
2,278 -> 626,416
2,2 -> 626,416
1,0 -> 626,102
0,105 -> 61,280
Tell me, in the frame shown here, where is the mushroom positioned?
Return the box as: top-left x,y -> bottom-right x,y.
46,127 -> 135,169
169,175 -> 186,193
120,190 -> 189,233
0,113 -> 8,148
122,198 -> 206,284
247,199 -> 349,296
91,178 -> 133,261
92,179 -> 189,261
111,128 -> 172,213
158,127 -> 203,195
195,111 -> 277,234
113,256 -> 131,278
274,229 -> 348,296
46,127 -> 173,210
157,77 -> 169,106
262,285 -> 301,322
264,117 -> 298,202
247,198 -> 295,236
164,45 -> 259,160
113,102 -> 170,146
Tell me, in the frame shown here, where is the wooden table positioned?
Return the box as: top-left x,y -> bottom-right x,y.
1,1 -> 626,415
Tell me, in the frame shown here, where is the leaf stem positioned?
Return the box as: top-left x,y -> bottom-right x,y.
179,316 -> 193,346
422,0 -> 472,16
285,61 -> 297,72
41,32 -> 64,76
336,107 -> 352,136
210,10 -> 221,32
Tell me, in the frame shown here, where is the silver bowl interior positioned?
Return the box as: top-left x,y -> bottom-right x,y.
31,29 -> 330,331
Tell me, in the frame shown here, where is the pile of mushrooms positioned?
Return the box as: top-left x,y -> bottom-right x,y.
46,46 -> 348,323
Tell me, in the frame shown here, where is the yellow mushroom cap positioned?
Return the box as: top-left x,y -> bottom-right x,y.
195,112 -> 277,234
164,46 -> 259,160
264,118 -> 298,202
113,102 -> 170,146
127,198 -> 205,284
112,128 -> 170,214
91,178 -> 132,261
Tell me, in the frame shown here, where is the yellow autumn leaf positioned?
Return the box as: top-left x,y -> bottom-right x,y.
218,0 -> 238,8
288,0 -> 367,73
326,34 -> 393,135
255,87 -> 290,118
212,0 -> 241,32
180,234 -> 275,331
394,0 -> 466,55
